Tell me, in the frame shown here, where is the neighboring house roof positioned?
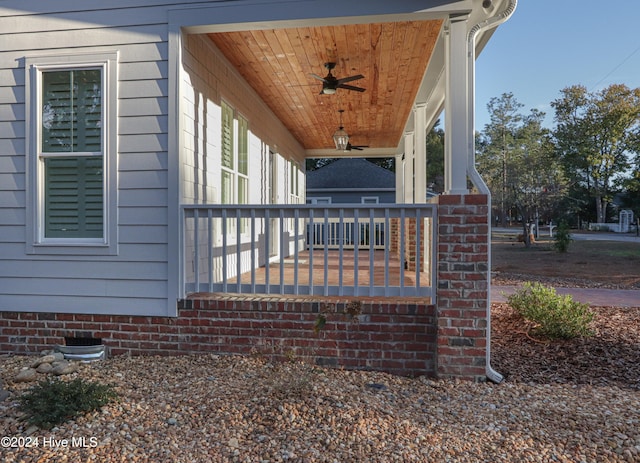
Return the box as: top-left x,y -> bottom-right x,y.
306,159 -> 395,190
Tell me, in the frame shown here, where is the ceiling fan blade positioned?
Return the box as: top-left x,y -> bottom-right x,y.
338,84 -> 366,92
309,73 -> 328,82
336,74 -> 364,84
346,143 -> 368,151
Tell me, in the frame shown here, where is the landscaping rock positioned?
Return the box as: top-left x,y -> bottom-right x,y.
30,354 -> 57,368
36,362 -> 53,374
13,352 -> 80,382
52,360 -> 78,376
15,368 -> 37,383
0,379 -> 9,402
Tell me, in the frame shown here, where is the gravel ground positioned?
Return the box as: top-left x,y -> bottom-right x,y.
1,297 -> 639,462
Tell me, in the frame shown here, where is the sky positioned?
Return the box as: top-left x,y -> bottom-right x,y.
475,0 -> 640,130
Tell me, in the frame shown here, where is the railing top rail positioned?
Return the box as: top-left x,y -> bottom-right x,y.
182,203 -> 435,209
182,203 -> 436,220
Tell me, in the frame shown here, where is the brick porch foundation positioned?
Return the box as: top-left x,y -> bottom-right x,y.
0,296 -> 437,377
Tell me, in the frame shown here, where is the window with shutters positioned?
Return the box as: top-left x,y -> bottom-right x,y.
220,101 -> 249,234
26,54 -> 117,254
42,69 -> 103,238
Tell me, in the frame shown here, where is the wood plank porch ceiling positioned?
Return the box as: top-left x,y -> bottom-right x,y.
208,20 -> 442,155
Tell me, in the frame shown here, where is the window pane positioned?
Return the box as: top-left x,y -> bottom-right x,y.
238,176 -> 248,233
221,170 -> 233,204
42,69 -> 102,153
238,115 -> 248,175
44,156 -> 103,238
238,176 -> 247,204
221,101 -> 234,170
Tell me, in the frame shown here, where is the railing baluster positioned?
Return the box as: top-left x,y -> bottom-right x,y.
279,208 -> 285,295
430,207 -> 437,302
416,208 -> 422,290
208,209 -> 213,292
323,208 -> 329,296
308,208 -> 314,295
399,208 -> 405,290
222,209 -> 228,293
236,209 -> 242,293
294,208 -> 299,295
338,208 -> 344,296
264,209 -> 270,294
250,209 -> 256,294
369,207 -> 374,296
353,209 -> 359,295
384,208 -> 390,296
193,209 -> 200,292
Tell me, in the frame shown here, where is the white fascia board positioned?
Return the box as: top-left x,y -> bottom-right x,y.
171,0 -> 473,34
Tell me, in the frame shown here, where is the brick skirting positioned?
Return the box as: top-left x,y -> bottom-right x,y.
0,296 -> 437,377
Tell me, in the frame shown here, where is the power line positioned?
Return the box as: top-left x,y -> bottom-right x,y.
590,44 -> 640,91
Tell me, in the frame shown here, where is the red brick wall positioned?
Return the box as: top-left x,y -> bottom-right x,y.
436,194 -> 489,381
0,297 -> 437,377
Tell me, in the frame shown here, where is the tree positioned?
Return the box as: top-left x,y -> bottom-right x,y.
426,121 -> 445,193
477,94 -> 567,247
305,158 -> 337,171
551,84 -> 640,223
476,93 -> 523,227
509,110 -> 567,245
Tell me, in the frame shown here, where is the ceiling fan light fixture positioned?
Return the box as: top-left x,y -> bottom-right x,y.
322,87 -> 337,95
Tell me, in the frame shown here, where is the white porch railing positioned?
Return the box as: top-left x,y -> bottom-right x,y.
181,204 -> 436,298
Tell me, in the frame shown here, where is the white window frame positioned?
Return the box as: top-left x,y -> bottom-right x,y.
25,52 -> 118,255
308,197 -> 332,204
288,160 -> 302,205
361,196 -> 380,204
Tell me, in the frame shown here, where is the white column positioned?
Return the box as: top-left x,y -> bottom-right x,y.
403,131 -> 414,203
395,154 -> 404,203
444,14 -> 471,194
414,103 -> 427,203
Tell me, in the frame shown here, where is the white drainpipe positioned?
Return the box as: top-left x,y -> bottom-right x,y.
466,0 -> 518,383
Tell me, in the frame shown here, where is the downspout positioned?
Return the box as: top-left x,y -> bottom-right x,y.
466,0 -> 518,384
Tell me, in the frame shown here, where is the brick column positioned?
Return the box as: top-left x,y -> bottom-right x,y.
436,194 -> 489,381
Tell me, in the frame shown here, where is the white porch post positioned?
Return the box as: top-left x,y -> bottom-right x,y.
395,154 -> 404,203
414,103 -> 427,203
444,14 -> 471,194
403,131 -> 415,203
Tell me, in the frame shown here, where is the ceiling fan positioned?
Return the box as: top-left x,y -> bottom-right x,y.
310,62 -> 365,95
345,142 -> 369,151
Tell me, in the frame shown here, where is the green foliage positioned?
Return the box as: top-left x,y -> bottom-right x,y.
553,221 -> 572,252
552,84 -> 640,223
313,300 -> 362,334
476,93 -> 567,227
313,313 -> 327,334
18,377 -> 118,429
507,282 -> 595,339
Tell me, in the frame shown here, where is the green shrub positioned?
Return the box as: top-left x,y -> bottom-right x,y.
507,282 -> 595,339
553,221 -> 572,253
18,377 -> 118,429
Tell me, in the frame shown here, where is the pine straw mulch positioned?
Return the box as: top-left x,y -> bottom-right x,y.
491,302 -> 640,391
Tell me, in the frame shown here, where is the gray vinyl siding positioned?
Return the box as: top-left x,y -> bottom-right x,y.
0,1 -> 177,316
